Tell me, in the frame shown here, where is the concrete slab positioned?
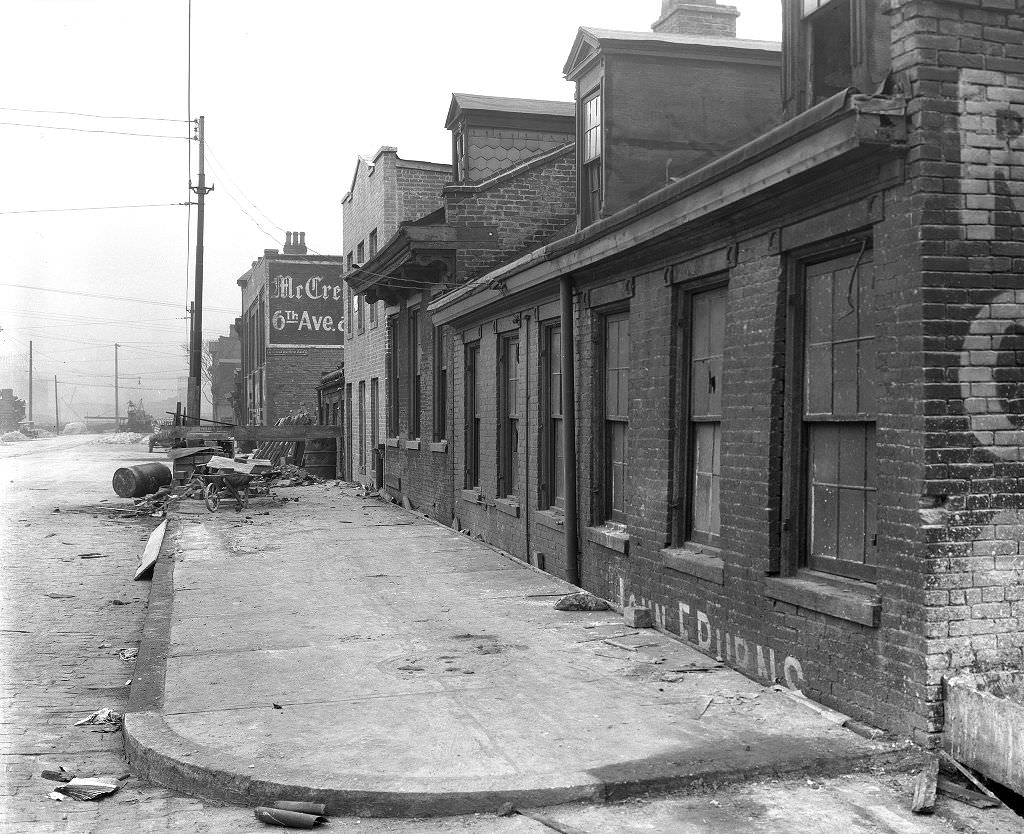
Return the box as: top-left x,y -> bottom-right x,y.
125,484 -> 912,817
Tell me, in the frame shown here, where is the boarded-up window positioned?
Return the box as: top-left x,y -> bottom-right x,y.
689,286 -> 726,547
804,250 -> 877,580
498,335 -> 520,497
464,342 -> 480,489
604,312 -> 629,524
542,325 -> 564,510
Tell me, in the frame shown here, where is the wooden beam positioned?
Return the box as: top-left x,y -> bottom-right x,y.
159,425 -> 343,442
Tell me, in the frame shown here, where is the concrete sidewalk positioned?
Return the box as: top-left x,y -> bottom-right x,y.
125,483 -> 911,817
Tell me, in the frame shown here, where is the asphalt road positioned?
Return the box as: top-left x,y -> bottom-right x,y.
0,436 -> 1014,834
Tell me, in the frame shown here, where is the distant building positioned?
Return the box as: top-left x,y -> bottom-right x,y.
237,232 -> 345,425
207,324 -> 241,424
0,388 -> 25,432
340,148 -> 452,484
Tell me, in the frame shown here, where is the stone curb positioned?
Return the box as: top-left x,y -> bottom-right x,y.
123,505 -> 915,817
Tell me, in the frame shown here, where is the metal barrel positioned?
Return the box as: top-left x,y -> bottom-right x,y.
112,462 -> 172,498
301,437 -> 337,480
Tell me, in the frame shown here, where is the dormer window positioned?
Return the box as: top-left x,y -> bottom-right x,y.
581,90 -> 603,226
454,128 -> 466,183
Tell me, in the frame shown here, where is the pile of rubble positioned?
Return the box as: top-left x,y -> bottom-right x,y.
93,432 -> 149,445
276,463 -> 324,487
1,431 -> 29,443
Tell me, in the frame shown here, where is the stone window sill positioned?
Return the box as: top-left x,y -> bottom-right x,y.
385,437 -> 399,448
585,524 -> 629,555
764,572 -> 881,628
534,509 -> 565,533
429,440 -> 448,454
662,545 -> 724,585
404,439 -> 421,451
460,489 -> 483,504
494,498 -> 520,518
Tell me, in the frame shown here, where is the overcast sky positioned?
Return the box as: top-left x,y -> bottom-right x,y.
0,0 -> 782,422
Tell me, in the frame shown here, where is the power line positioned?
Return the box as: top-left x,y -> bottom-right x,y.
205,141 -> 286,235
0,282 -> 237,313
0,105 -> 190,123
0,202 -> 191,216
0,120 -> 192,140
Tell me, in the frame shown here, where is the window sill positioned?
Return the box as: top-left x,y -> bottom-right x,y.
429,440 -> 448,454
494,498 -> 520,518
385,437 -> 399,448
404,439 -> 421,451
585,525 -> 629,555
534,509 -> 565,533
460,489 -> 483,504
662,546 -> 724,585
764,572 -> 881,628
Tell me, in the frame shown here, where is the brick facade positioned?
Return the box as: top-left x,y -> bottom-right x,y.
425,0 -> 1024,742
341,148 -> 452,481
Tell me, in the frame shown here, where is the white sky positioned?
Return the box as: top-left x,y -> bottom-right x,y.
0,0 -> 782,421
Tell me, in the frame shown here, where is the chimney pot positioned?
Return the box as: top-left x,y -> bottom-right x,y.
653,1 -> 739,38
299,232 -> 306,247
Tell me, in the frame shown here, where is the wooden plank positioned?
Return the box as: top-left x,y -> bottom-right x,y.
911,753 -> 938,814
939,750 -> 1010,810
134,520 -> 167,581
159,425 -> 343,442
937,777 -> 1000,809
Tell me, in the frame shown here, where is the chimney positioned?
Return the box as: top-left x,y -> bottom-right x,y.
283,230 -> 307,255
652,1 -> 739,38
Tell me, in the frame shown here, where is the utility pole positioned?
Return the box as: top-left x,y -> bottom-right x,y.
114,342 -> 120,432
187,115 -> 213,426
53,376 -> 59,435
28,341 -> 32,424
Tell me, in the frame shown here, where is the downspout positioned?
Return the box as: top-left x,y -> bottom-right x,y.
523,313 -> 531,570
560,275 -> 580,587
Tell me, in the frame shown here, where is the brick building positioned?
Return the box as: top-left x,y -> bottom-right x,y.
340,148 -> 452,483
237,232 -> 345,425
206,324 -> 241,424
346,94 -> 576,520
422,0 -> 1024,742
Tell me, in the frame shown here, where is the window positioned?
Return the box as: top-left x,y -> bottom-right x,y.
357,294 -> 365,333
332,401 -> 338,427
542,324 -> 564,510
345,287 -> 353,339
464,342 -> 480,488
433,326 -> 447,441
346,252 -> 354,272
357,240 -> 365,264
368,229 -> 378,258
454,129 -> 466,182
387,317 -> 399,436
408,309 -> 421,439
498,334 -> 520,498
345,383 -> 353,481
358,381 -> 366,474
602,312 -> 629,524
581,91 -> 603,226
369,299 -> 378,329
807,0 -> 851,103
681,285 -> 727,548
799,249 -> 877,581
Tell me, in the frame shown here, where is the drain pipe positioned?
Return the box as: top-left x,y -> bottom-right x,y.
560,274 -> 580,587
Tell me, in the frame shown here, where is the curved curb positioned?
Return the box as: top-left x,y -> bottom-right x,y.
123,513 -> 914,817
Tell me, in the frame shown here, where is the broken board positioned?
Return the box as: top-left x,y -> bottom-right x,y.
134,519 -> 167,581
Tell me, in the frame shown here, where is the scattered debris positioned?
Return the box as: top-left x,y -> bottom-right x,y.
134,519 -> 167,581
254,805 -> 328,828
74,708 -> 122,727
272,801 -> 328,815
44,593 -> 76,600
691,696 -> 713,720
938,750 -> 1009,810
110,599 -> 132,606
554,592 -> 610,611
937,776 -> 1001,809
911,753 -> 939,814
623,606 -> 653,628
272,703 -> 283,710
40,765 -> 74,783
118,648 -> 138,662
48,778 -> 119,801
771,685 -> 850,726
78,552 -> 104,559
94,432 -> 149,445
496,805 -> 588,834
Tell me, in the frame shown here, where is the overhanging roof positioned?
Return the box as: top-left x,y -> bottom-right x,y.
429,90 -> 906,326
445,93 -> 575,130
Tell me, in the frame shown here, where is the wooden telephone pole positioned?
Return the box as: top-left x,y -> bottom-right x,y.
187,115 -> 213,425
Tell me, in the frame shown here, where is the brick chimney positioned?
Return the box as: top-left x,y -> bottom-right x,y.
283,231 -> 307,255
652,1 -> 739,38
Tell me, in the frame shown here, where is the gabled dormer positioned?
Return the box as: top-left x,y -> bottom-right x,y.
444,93 -> 575,185
564,1 -> 782,227
783,0 -> 892,119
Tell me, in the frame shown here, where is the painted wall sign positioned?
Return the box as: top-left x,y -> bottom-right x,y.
269,267 -> 345,346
